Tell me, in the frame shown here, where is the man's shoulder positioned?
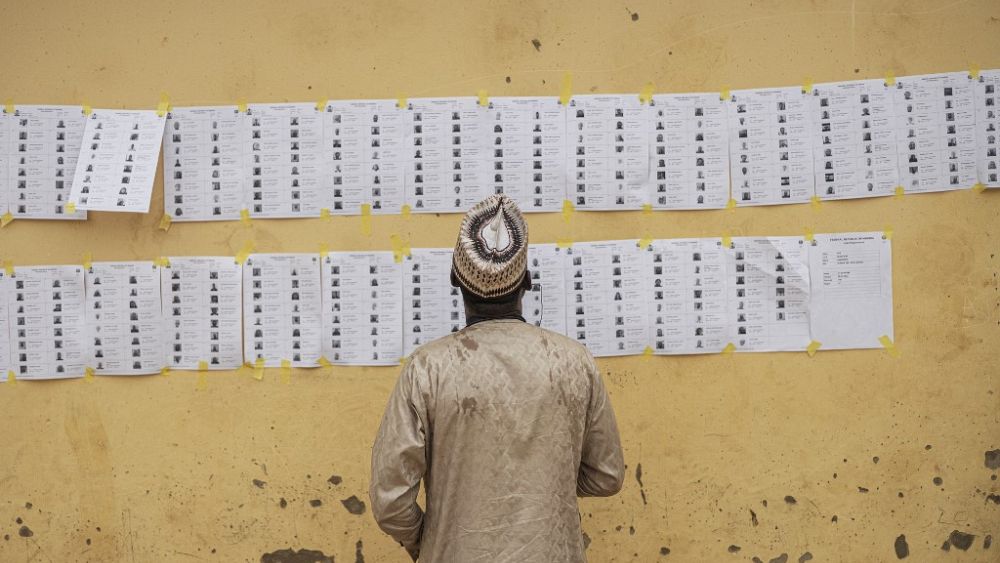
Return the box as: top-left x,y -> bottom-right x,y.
410,323 -> 592,363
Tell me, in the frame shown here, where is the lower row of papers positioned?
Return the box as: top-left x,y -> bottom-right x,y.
0,231 -> 892,380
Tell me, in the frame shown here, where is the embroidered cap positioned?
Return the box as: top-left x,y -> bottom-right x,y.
451,195 -> 529,299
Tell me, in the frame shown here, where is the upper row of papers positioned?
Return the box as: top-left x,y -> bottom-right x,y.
0,71 -> 995,221
0,232 -> 892,380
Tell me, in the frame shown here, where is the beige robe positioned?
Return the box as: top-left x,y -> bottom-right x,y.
370,319 -> 625,562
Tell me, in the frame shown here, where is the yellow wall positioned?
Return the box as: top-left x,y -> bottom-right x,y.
1,0 -> 998,561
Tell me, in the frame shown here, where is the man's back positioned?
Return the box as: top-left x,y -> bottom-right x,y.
370,319 -> 624,563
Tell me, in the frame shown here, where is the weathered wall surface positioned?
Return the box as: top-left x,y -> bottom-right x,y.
0,0 -> 998,561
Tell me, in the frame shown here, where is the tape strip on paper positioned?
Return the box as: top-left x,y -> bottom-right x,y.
235,241 -> 255,264
158,214 -> 172,231
878,335 -> 900,358
360,203 -> 372,236
0,212 -> 13,228
390,234 -> 411,263
559,72 -> 573,105
806,340 -> 821,357
2,260 -> 13,276
280,359 -> 292,384
561,199 -> 574,221
253,357 -> 265,381
721,343 -> 736,355
156,92 -> 171,117
638,82 -> 654,105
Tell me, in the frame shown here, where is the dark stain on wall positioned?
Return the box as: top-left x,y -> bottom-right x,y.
986,449 -> 1000,470
355,539 -> 364,563
947,530 -> 976,551
341,495 -> 366,515
894,535 -> 909,558
328,474 -> 343,486
260,548 -> 333,563
635,463 -> 647,505
798,553 -> 813,562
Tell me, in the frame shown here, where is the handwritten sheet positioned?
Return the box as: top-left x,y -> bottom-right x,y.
808,233 -> 893,349
86,261 -> 163,375
162,257 -> 244,370
69,109 -> 166,212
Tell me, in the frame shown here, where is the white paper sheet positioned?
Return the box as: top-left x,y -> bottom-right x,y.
7,265 -> 89,379
246,104 -> 325,218
726,237 -> 811,351
321,252 -> 403,365
243,253 -> 322,367
973,69 -> 1000,188
647,238 -> 729,354
0,111 -> 9,218
8,106 -> 88,220
565,95 -> 651,210
729,87 -> 815,206
68,109 -> 166,212
810,80 -> 900,199
485,97 -> 567,212
0,271 -> 12,381
807,232 -> 892,349
323,100 -> 407,215
650,93 -> 730,209
893,72 -> 978,193
161,257 -> 244,370
564,240 -> 648,357
404,98 -> 490,213
402,248 -> 466,356
86,261 -> 163,375
523,243 -> 569,335
163,106 -> 246,221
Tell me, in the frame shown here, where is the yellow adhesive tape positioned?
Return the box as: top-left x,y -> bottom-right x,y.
878,335 -> 900,358
82,104 -> 92,116
561,199 -> 574,221
401,204 -> 411,218
639,82 -> 654,105
253,357 -> 266,381
390,234 -> 411,263
240,208 -> 252,225
883,226 -> 893,240
477,89 -> 488,107
315,97 -> 328,112
641,203 -> 652,214
198,360 -> 208,372
972,183 -> 986,193
721,342 -> 736,355
638,236 -> 652,249
810,195 -> 822,209
320,208 -> 331,221
884,72 -> 896,87
642,346 -> 654,357
559,72 -> 573,105
161,366 -> 171,377
556,238 -> 573,249
65,202 -> 76,214
153,257 -> 170,268
726,198 -> 737,210
158,214 -> 172,231
721,233 -> 732,248
894,186 -> 905,198
280,359 -> 292,384
804,229 -> 814,242
84,367 -> 95,382
3,99 -> 13,114
398,356 -> 408,366
396,95 -> 407,109
1,212 -> 13,228
360,203 -> 372,236
317,356 -> 332,368
319,243 -> 330,259
237,99 -> 248,113
7,370 -> 16,385
83,252 -> 93,269
234,241 -> 255,264
720,86 -> 731,101
806,340 -> 822,357
970,65 -> 980,80
802,77 -> 814,94
3,260 -> 13,276
196,372 -> 208,391
156,92 -> 171,117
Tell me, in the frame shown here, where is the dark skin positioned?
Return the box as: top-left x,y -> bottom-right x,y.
452,270 -> 533,325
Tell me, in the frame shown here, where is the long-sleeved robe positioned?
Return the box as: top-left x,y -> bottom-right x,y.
370,318 -> 624,562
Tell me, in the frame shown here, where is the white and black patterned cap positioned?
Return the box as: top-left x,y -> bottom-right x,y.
451,195 -> 529,299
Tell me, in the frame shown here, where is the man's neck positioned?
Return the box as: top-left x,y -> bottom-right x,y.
463,293 -> 526,327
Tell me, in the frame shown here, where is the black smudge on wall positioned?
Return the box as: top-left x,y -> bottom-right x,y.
948,530 -> 976,551
341,495 -> 366,515
894,535 -> 909,559
985,449 -> 1000,470
260,547 -> 333,563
